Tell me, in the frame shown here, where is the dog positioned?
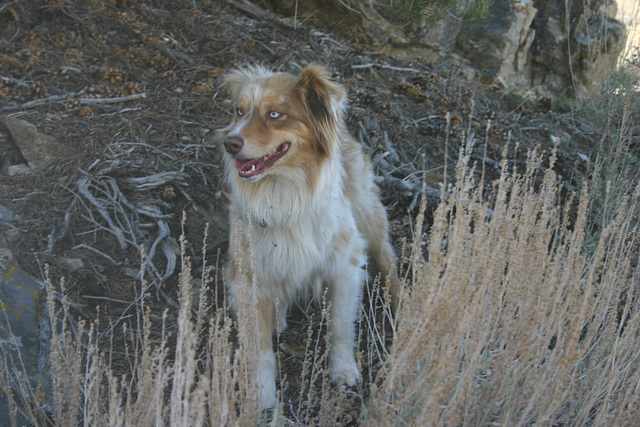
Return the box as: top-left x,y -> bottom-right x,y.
218,64 -> 399,408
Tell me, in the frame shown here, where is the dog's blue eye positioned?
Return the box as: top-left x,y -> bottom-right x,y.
237,108 -> 244,117
269,111 -> 280,119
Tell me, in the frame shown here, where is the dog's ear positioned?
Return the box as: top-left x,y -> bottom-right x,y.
221,66 -> 271,102
295,65 -> 345,156
220,69 -> 249,102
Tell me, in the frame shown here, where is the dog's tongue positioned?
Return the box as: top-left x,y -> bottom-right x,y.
236,157 -> 265,178
235,143 -> 290,178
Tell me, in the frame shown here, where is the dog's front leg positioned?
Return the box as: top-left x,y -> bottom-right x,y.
327,257 -> 363,387
255,298 -> 277,409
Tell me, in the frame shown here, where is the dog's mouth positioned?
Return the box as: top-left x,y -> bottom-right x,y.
234,142 -> 291,179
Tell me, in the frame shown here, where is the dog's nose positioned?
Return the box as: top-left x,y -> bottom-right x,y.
224,136 -> 244,155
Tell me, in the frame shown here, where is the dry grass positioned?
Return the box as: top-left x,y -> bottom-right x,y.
367,147 -> 639,425
2,87 -> 639,427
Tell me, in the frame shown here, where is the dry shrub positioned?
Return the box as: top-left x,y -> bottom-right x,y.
367,145 -> 640,425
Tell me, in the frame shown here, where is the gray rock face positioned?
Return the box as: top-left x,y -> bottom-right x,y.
392,0 -> 625,97
457,1 -> 537,83
293,0 -> 627,97
530,0 -> 626,97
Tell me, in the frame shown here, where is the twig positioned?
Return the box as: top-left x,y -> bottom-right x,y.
0,75 -> 30,88
147,215 -> 170,264
112,142 -> 177,160
72,243 -> 120,265
226,0 -> 272,19
313,31 -> 354,52
381,130 -> 400,164
351,63 -> 421,73
80,295 -> 129,304
160,240 -> 176,281
357,121 -> 372,149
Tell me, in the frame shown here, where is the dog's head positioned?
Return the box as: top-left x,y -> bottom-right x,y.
218,64 -> 345,182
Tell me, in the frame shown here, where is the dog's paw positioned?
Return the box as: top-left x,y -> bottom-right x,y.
329,354 -> 360,387
257,379 -> 277,409
256,351 -> 277,409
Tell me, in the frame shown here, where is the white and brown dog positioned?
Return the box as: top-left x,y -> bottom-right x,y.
218,64 -> 399,408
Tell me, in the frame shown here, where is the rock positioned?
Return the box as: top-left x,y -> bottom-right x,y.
0,247 -> 19,269
56,257 -> 85,272
0,265 -> 52,425
123,267 -> 140,278
3,229 -> 21,244
0,204 -> 19,222
3,116 -> 73,170
7,163 -> 31,176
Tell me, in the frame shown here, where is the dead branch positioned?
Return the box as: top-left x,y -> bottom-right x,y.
7,93 -> 146,111
77,176 -> 128,250
125,172 -> 188,191
78,93 -> 146,104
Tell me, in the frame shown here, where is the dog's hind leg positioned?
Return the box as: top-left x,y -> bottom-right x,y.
354,197 -> 401,311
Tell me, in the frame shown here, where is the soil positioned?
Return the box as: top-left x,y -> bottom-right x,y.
0,0 -> 599,422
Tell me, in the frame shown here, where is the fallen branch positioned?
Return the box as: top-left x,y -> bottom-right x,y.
78,93 -> 146,104
16,94 -> 73,109
7,92 -> 146,110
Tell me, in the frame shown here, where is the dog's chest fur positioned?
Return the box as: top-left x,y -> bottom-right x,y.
228,158 -> 358,302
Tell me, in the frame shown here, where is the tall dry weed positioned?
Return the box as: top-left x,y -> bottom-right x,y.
366,142 -> 639,425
